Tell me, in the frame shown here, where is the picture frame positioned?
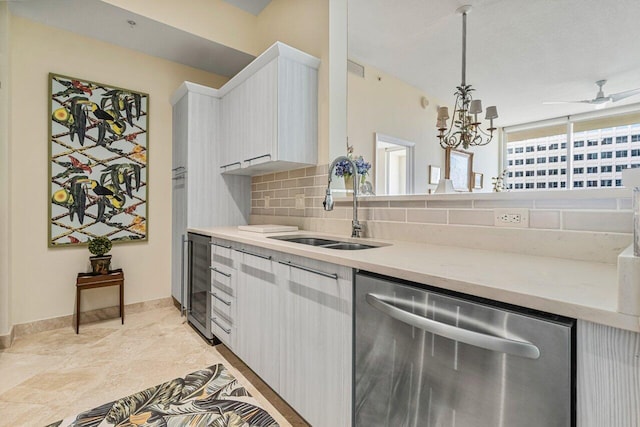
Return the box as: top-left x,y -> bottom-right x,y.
473,172 -> 484,189
428,165 -> 441,184
445,147 -> 473,192
48,73 -> 149,247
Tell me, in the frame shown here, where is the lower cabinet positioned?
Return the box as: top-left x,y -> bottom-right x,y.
277,254 -> 353,427
235,244 -> 281,390
232,242 -> 353,427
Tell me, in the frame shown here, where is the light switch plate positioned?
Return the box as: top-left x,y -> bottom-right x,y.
494,208 -> 530,228
295,194 -> 305,210
264,195 -> 270,208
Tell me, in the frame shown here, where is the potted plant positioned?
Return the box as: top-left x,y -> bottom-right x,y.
88,236 -> 113,274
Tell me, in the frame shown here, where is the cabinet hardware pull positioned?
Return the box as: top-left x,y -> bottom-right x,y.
235,248 -> 272,260
209,291 -> 232,306
210,242 -> 232,249
243,153 -> 271,163
211,317 -> 231,334
181,235 -> 187,317
171,174 -> 186,180
220,162 -> 241,169
171,166 -> 186,172
209,266 -> 231,277
366,293 -> 541,360
278,260 -> 338,280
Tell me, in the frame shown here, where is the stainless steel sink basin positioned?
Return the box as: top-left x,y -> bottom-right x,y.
268,235 -> 382,250
269,236 -> 340,246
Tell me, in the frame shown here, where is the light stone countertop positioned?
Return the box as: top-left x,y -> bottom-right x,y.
190,226 -> 640,333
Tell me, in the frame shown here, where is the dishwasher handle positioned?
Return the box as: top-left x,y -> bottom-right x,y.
366,293 -> 541,360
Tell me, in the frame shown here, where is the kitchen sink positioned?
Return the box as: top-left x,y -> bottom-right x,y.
268,235 -> 384,250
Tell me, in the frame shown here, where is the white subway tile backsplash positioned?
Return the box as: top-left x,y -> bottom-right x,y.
529,210 -> 561,230
374,209 -> 406,222
449,209 -> 494,226
390,200 -> 426,208
427,200 -> 473,209
562,211 -> 633,233
473,199 -> 535,209
406,209 -> 447,224
534,198 -> 618,210
289,168 -> 307,178
619,198 -> 633,210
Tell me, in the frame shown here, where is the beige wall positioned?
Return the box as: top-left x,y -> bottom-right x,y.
8,16 -> 228,325
348,62 -> 499,194
0,3 -> 11,335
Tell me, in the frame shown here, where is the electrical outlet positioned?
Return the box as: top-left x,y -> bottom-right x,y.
264,195 -> 270,208
494,208 -> 529,228
295,194 -> 305,210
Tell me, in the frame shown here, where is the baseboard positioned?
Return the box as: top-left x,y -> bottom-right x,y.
0,325 -> 15,350
8,297 -> 174,344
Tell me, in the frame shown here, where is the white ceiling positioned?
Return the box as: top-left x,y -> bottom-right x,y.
9,0 -> 256,78
348,0 -> 640,127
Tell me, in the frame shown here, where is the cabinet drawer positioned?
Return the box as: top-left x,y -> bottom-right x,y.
211,312 -> 233,348
210,239 -> 236,269
210,288 -> 234,322
210,266 -> 234,295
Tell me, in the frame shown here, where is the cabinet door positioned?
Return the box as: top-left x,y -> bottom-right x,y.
240,59 -> 277,168
278,255 -> 353,427
235,245 -> 280,389
219,87 -> 244,171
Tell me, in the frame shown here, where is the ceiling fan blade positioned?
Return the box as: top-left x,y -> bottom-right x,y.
542,100 -> 593,105
610,88 -> 640,102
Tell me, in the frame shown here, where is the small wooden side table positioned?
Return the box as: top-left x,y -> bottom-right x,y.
76,268 -> 124,334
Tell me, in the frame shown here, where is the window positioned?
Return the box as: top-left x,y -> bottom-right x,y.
549,182 -> 558,188
505,112 -> 640,192
507,172 -> 513,178
616,179 -> 623,186
514,183 -> 524,189
515,171 -> 523,177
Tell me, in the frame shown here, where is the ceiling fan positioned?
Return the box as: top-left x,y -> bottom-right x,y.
543,80 -> 640,107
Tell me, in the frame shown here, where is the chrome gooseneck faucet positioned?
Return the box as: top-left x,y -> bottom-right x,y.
324,156 -> 362,238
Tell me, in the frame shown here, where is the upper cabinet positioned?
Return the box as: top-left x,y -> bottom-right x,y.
219,42 -> 319,175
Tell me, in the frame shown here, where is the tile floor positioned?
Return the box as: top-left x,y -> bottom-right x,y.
0,306 -> 307,427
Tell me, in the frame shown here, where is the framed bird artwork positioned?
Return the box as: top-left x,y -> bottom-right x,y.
48,73 -> 149,247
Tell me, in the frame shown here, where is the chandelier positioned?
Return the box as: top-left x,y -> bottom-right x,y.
437,5 -> 498,150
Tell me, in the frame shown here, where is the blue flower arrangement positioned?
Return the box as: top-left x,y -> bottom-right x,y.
334,145 -> 371,184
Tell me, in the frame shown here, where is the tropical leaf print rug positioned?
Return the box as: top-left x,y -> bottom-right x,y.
45,364 -> 279,427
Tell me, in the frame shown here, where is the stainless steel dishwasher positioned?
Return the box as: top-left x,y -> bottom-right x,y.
354,271 -> 575,427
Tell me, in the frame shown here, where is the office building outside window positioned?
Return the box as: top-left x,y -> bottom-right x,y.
505,111 -> 640,191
